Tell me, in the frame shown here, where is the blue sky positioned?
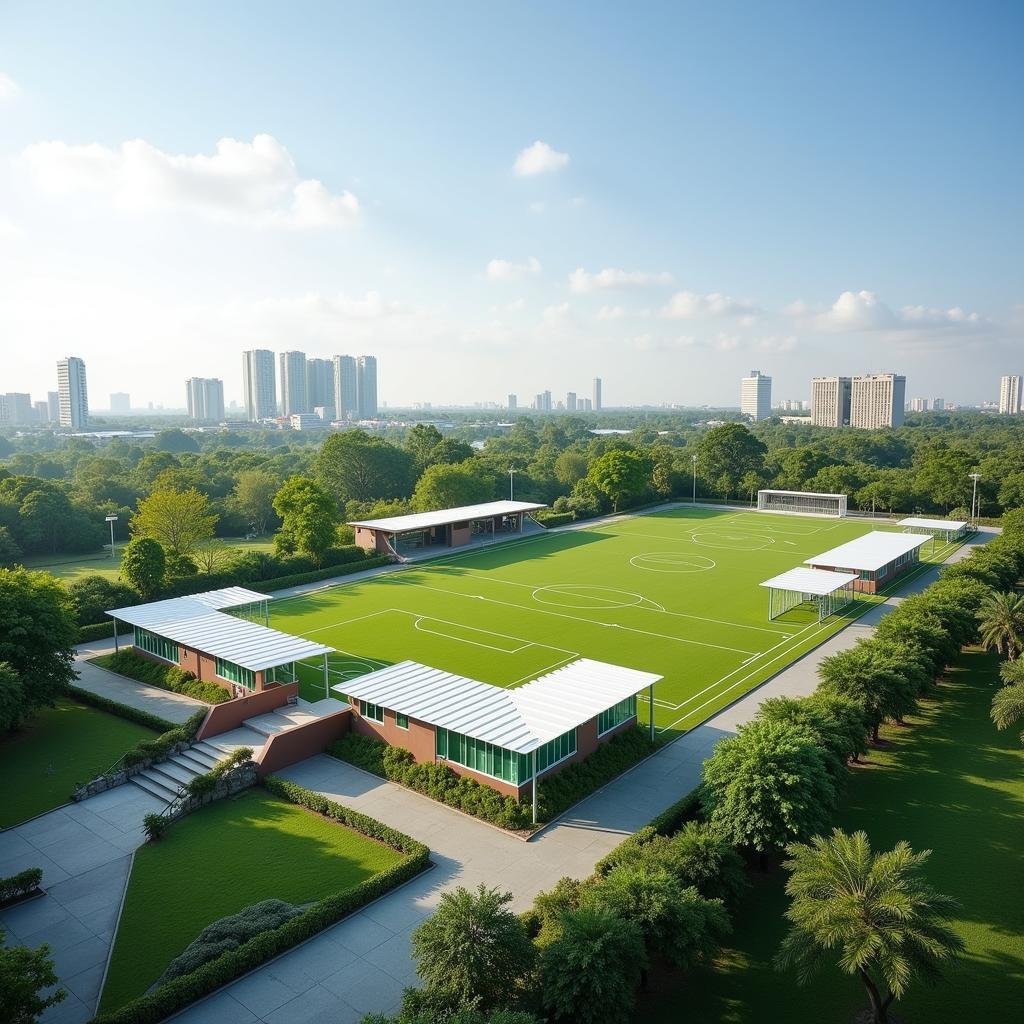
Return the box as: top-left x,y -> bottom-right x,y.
1,1 -> 1021,409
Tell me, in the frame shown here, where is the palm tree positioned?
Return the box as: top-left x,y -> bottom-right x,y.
976,591 -> 1024,659
992,659 -> 1024,743
775,829 -> 963,1024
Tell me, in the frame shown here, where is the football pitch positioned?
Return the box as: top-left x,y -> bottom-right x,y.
277,508 -> 960,739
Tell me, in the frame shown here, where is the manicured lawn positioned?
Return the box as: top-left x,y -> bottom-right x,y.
99,788 -> 405,1012
639,648 -> 1024,1023
0,698 -> 159,827
281,508 -> 960,736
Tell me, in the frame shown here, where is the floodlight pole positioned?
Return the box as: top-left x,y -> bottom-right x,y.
969,472 -> 981,523
105,513 -> 118,559
691,454 -> 697,504
508,466 -> 518,501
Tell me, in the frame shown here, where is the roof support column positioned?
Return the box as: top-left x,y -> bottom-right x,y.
113,617 -> 119,653
649,684 -> 655,742
323,653 -> 329,699
532,750 -> 538,825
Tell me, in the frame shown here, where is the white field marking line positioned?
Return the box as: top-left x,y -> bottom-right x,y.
296,607 -> 399,637
423,566 -> 793,638
506,653 -> 582,688
531,584 -> 654,611
388,577 -> 763,656
718,511 -> 847,536
655,539 -> 962,732
413,615 -> 529,654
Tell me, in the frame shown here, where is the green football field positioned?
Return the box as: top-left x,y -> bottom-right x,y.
275,508 -> 960,738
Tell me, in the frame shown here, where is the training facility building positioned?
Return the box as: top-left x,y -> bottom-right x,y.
106,587 -> 335,698
897,517 -> 969,544
350,499 -> 547,557
334,658 -> 660,820
804,531 -> 930,594
757,489 -> 848,518
759,567 -> 858,622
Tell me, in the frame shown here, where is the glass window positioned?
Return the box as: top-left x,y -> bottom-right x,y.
534,728 -> 578,774
133,626 -> 179,663
435,727 -> 534,784
215,657 -> 255,690
598,696 -> 638,736
396,712 -> 409,729
360,700 -> 384,722
436,727 -> 448,758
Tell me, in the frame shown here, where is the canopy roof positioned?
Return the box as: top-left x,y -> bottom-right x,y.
107,587 -> 269,628
897,517 -> 967,531
333,657 -> 660,754
806,531 -> 929,572
759,567 -> 858,596
348,500 -> 546,534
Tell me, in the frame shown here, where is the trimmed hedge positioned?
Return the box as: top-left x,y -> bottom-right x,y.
67,685 -> 178,733
0,867 -> 43,904
534,511 -> 574,528
91,650 -> 231,704
254,554 -> 391,593
89,779 -> 430,1024
79,620 -> 120,644
593,789 -> 704,876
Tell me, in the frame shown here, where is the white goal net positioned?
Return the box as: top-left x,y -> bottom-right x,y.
756,489 -> 848,518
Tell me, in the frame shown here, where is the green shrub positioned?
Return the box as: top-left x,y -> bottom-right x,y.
257,554 -> 391,593
210,748 -> 254,778
79,619 -> 121,643
185,773 -> 217,799
91,650 -> 231,704
329,732 -> 388,774
142,814 -> 168,842
0,867 -> 43,903
535,511 -> 574,528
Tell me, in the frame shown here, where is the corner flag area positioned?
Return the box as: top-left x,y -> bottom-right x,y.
277,507 -> 962,739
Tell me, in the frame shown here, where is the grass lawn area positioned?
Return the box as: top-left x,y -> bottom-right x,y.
282,508 -> 960,737
639,648 -> 1024,1023
99,787 -> 405,1012
0,698 -> 159,827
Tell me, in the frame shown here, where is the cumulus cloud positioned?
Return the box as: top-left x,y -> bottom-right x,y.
753,334 -> 798,353
816,290 -> 989,333
569,267 -> 673,293
0,72 -> 19,100
513,140 -> 570,176
18,134 -> 359,228
661,290 -> 759,320
486,257 -> 541,281
597,305 -> 626,320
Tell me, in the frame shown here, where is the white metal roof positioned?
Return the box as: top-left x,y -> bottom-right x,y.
757,489 -> 846,498
759,567 -> 858,596
333,658 -> 660,754
348,500 -> 547,534
806,531 -> 929,572
897,517 -> 967,531
107,587 -> 270,628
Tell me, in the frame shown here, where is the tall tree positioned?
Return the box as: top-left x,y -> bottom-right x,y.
315,430 -> 415,504
273,477 -> 338,566
412,464 -> 495,512
0,568 -> 78,716
975,591 -> 1024,659
120,537 -> 166,600
132,487 -> 217,557
0,662 -> 25,732
230,470 -> 279,534
586,449 -> 652,512
776,829 -> 963,1024
410,885 -> 535,1011
696,424 -> 767,500
0,930 -> 65,1024
991,657 -> 1024,744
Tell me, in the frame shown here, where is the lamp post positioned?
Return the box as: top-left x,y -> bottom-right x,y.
105,514 -> 118,559
508,466 -> 518,501
691,454 -> 698,504
969,472 -> 981,523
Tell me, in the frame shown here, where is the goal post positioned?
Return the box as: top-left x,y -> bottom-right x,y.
756,489 -> 848,518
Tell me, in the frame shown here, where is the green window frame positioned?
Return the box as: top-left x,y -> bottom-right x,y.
396,712 -> 409,729
434,727 -> 529,784
215,657 -> 256,690
598,695 -> 638,736
266,662 -> 296,684
534,728 -> 578,774
133,626 -> 178,664
360,700 -> 384,723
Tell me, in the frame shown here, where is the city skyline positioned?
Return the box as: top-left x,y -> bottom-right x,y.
1,4 -> 1022,407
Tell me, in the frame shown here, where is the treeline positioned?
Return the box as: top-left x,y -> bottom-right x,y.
365,515 -> 1024,1024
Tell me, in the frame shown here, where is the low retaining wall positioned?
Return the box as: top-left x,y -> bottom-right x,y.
73,741 -> 192,801
256,709 -> 352,777
196,684 -> 299,741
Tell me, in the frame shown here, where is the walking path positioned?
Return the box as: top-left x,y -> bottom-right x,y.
165,529 -> 991,1024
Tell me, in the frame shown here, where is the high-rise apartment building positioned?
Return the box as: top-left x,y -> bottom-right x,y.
592,377 -> 602,411
999,375 -> 1022,415
850,373 -> 906,428
580,397 -> 593,412
33,400 -> 49,422
356,355 -> 378,418
109,392 -> 131,415
46,391 -> 59,422
740,369 -> 772,421
305,358 -> 335,419
1,393 -> 33,425
566,391 -> 577,412
811,376 -> 852,427
332,355 -> 358,419
185,378 -> 225,421
278,351 -> 308,417
242,349 -> 276,421
57,356 -> 89,429
909,397 -> 929,413
507,393 -> 517,411
932,398 -> 945,411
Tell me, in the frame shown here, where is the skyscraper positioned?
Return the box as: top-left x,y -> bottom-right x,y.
242,349 -> 276,421
740,369 -> 772,421
185,378 -> 225,421
592,377 -> 602,411
46,391 -> 59,422
811,376 -> 852,426
305,358 -> 335,419
57,356 -> 89,429
909,397 -> 929,412
0,393 -> 32,425
999,375 -> 1022,415
566,391 -> 577,412
109,392 -> 131,414
850,373 -> 906,428
278,351 -> 308,416
356,355 -> 378,418
507,393 -> 517,411
932,398 -> 945,411
333,355 -> 358,419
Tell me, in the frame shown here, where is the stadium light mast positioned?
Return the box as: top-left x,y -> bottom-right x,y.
508,466 -> 518,501
105,513 -> 118,559
691,454 -> 697,504
969,472 -> 981,522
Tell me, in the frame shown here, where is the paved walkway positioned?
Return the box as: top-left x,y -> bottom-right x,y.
73,638 -> 209,725
168,530 -> 991,1024
0,785 -> 165,1024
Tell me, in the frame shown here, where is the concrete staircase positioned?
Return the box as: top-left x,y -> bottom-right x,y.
129,726 -> 267,806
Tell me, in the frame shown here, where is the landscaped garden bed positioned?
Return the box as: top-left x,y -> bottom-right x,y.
96,782 -> 429,1019
90,648 -> 231,703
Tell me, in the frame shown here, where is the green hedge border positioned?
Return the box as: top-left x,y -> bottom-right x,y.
68,685 -> 177,734
89,777 -> 429,1024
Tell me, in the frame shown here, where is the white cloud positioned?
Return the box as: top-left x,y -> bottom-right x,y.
714,333 -> 741,351
542,302 -> 570,321
485,257 -> 541,282
753,334 -> 798,353
783,299 -> 810,317
898,304 -> 986,329
661,290 -> 758,319
18,133 -> 359,229
0,72 -> 19,101
631,334 -> 697,352
816,290 -> 989,334
597,305 -> 626,320
569,267 -> 673,293
513,140 -> 570,176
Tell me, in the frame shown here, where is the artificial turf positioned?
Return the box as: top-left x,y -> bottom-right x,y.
639,648 -> 1024,1024
280,508 -> 960,737
99,788 -> 404,1012
0,698 -> 158,827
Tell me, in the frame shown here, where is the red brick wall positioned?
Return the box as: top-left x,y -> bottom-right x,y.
197,683 -> 299,740
355,526 -> 390,553
256,709 -> 352,777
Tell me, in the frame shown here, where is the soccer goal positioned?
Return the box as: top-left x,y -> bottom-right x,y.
757,489 -> 848,518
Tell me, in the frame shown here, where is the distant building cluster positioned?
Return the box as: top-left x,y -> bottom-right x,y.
511,376 -> 601,414
805,373 -> 905,429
